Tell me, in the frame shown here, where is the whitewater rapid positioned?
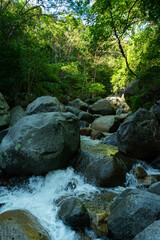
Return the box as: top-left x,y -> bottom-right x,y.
0,167 -> 102,240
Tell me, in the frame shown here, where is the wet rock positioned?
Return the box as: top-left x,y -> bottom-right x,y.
0,209 -> 51,240
1,112 -> 80,176
10,105 -> 25,126
116,108 -> 125,115
68,99 -> 88,111
134,166 -> 147,179
74,139 -> 134,188
117,108 -> 160,160
0,128 -> 9,143
91,115 -> 120,133
89,99 -> 115,115
137,176 -> 157,188
102,133 -> 118,147
0,93 -> 10,130
148,181 -> 160,195
90,130 -> 105,140
80,128 -> 92,136
26,96 -> 65,115
92,212 -> 108,237
78,111 -> 94,123
108,189 -> 160,240
79,120 -> 89,128
57,197 -> 90,230
132,220 -> 160,240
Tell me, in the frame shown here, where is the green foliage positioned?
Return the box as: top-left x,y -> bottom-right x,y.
0,0 -> 159,109
86,82 -> 106,96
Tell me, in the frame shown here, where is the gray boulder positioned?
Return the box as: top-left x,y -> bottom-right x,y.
148,181 -> 160,195
26,96 -> 65,115
65,106 -> 80,116
78,111 -> 94,123
0,209 -> 51,240
57,197 -> 90,230
132,220 -> 160,240
91,115 -> 120,133
108,189 -> 160,240
74,139 -> 135,188
0,93 -> 10,130
68,98 -> 88,111
117,108 -> 160,160
102,133 -> 118,146
1,112 -> 80,176
10,105 -> 25,126
89,99 -> 115,115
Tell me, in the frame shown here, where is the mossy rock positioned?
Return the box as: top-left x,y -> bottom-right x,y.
0,209 -> 51,240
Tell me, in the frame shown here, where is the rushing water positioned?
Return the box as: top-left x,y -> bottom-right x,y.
0,167 -> 101,240
0,136 -> 160,239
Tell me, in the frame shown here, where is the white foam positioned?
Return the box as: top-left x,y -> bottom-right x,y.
0,167 -> 99,240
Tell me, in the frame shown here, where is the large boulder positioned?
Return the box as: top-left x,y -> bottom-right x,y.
0,93 -> 10,130
0,209 -> 51,240
132,220 -> 160,240
10,105 -> 25,126
89,99 -> 115,115
91,115 -> 120,133
57,197 -> 90,230
68,98 -> 88,111
0,112 -> 80,176
117,108 -> 160,160
108,189 -> 160,240
106,96 -> 129,112
148,181 -> 160,195
74,138 -> 135,188
26,96 -> 65,115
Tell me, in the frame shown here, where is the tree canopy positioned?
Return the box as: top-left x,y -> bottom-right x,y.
0,0 -> 159,109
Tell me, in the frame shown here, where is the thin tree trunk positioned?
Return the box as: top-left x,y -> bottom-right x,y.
108,0 -> 139,79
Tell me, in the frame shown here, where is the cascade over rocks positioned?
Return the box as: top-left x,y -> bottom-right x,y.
26,96 -> 65,115
0,209 -> 51,240
0,112 -> 80,176
107,189 -> 160,240
0,93 -> 10,130
117,108 -> 160,160
89,99 -> 115,115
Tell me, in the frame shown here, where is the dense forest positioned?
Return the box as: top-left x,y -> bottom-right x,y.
0,0 -> 160,110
